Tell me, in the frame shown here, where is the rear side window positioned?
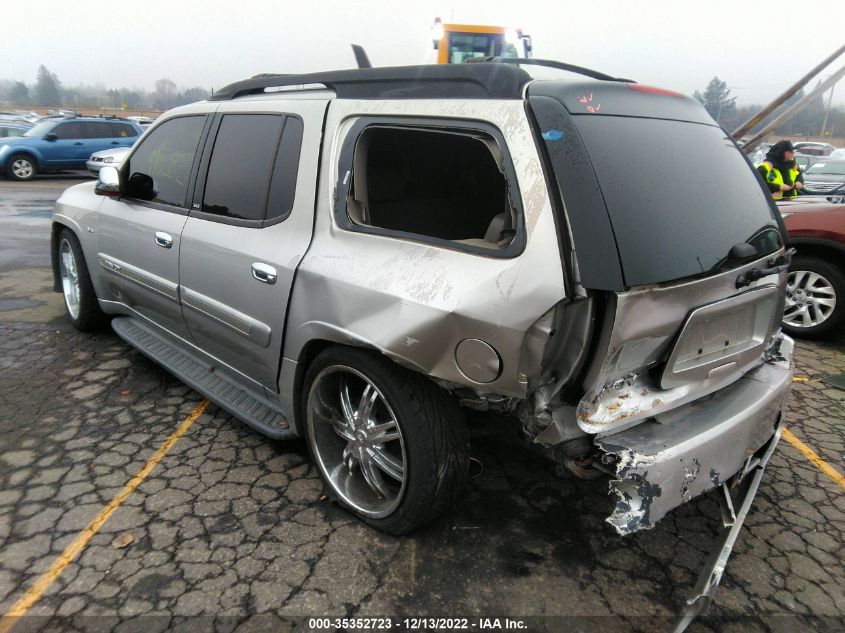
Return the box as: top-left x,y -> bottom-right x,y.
200,114 -> 301,225
125,115 -> 205,208
572,116 -> 781,286
80,122 -> 112,139
266,117 -> 303,221
110,122 -> 138,138
202,114 -> 283,221
338,124 -> 520,254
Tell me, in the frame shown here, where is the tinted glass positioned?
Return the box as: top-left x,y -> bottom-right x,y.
127,116 -> 205,208
573,116 -> 780,286
110,123 -> 138,138
266,117 -> 303,221
80,122 -> 112,139
202,114 -> 284,221
52,122 -> 83,140
806,161 -> 845,176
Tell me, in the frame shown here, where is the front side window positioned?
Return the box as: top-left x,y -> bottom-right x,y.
125,115 -> 205,208
52,122 -> 83,140
341,124 -> 518,252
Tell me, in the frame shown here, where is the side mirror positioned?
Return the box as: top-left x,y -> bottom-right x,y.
125,172 -> 155,201
95,165 -> 122,197
44,133 -> 58,141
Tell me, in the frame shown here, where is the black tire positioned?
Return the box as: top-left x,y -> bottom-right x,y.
57,229 -> 108,331
302,346 -> 470,535
5,153 -> 37,181
782,255 -> 845,339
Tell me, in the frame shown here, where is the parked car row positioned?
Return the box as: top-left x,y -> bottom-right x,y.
0,114 -> 143,180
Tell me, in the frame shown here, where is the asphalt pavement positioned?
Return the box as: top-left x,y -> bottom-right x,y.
0,176 -> 843,633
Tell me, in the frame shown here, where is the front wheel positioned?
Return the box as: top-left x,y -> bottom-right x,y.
58,229 -> 107,331
303,347 -> 470,535
782,256 -> 845,339
6,154 -> 37,181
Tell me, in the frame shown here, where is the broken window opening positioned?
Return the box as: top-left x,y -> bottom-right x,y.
346,126 -> 518,251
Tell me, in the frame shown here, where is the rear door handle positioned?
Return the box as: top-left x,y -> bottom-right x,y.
251,263 -> 277,285
73,142 -> 83,146
111,141 -> 120,145
154,231 -> 173,248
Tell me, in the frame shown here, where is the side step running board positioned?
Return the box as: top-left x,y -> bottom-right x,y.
111,316 -> 296,440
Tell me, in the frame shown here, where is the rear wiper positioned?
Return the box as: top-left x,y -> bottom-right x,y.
710,242 -> 759,274
735,248 -> 796,288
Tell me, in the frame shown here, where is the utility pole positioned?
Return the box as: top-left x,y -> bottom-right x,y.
819,81 -> 837,137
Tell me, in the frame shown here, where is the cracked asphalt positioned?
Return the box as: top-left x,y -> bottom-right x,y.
0,176 -> 843,632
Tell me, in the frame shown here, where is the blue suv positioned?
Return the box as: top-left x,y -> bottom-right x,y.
0,116 -> 142,181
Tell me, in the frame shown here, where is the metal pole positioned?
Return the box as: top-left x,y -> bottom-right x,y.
742,65 -> 845,153
820,82 -> 836,137
731,43 -> 845,140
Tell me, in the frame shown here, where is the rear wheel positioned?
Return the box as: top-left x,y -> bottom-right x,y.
6,154 -> 36,181
782,256 -> 845,339
303,347 -> 469,534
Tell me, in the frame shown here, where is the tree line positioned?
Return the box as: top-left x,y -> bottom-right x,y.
694,76 -> 845,138
0,65 -> 210,112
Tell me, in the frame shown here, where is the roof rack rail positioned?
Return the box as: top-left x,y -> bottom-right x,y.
209,63 -> 532,101
465,57 -> 635,83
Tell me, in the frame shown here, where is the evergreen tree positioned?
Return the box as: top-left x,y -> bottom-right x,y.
9,81 -> 29,105
34,65 -> 61,106
694,76 -> 736,123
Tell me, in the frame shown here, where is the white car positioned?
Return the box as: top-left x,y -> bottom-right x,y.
86,146 -> 131,176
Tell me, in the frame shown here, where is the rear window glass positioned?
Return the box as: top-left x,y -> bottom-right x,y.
573,116 -> 781,286
806,161 -> 845,175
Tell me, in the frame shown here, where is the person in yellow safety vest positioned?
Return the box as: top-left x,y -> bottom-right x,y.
756,140 -> 804,200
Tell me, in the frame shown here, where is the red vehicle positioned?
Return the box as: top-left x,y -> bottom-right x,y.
778,196 -> 845,337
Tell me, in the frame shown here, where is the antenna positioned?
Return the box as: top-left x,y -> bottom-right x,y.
351,44 -> 373,69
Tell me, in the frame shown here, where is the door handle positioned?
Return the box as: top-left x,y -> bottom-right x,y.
251,263 -> 277,285
154,231 -> 173,248
73,142 -> 83,146
111,141 -> 120,145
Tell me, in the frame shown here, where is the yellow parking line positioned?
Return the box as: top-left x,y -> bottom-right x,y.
0,399 -> 209,633
783,427 -> 845,492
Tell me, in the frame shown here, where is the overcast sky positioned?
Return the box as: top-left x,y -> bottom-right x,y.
4,1 -> 844,105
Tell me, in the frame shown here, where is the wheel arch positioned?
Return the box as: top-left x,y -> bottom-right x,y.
290,334 -> 400,437
790,238 -> 845,271
5,149 -> 41,172
50,220 -> 83,292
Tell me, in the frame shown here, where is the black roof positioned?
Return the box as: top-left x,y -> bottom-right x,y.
209,63 -> 532,101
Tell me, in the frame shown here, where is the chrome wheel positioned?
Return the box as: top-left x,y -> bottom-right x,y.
784,269 -> 836,328
59,239 -> 81,320
11,158 -> 34,180
307,365 -> 407,518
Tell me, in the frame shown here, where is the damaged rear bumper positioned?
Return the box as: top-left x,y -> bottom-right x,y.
596,334 -> 793,535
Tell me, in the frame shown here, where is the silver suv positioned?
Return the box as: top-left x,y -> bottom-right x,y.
51,62 -> 793,542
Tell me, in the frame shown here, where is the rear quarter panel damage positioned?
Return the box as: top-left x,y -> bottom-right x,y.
283,99 -> 566,398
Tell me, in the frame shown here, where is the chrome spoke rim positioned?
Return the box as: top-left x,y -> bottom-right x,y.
307,365 -> 407,518
59,240 -> 81,320
784,269 -> 837,328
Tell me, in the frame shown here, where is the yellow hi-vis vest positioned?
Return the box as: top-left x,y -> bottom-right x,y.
760,161 -> 801,200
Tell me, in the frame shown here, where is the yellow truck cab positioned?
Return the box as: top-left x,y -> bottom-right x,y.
431,19 -> 533,64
